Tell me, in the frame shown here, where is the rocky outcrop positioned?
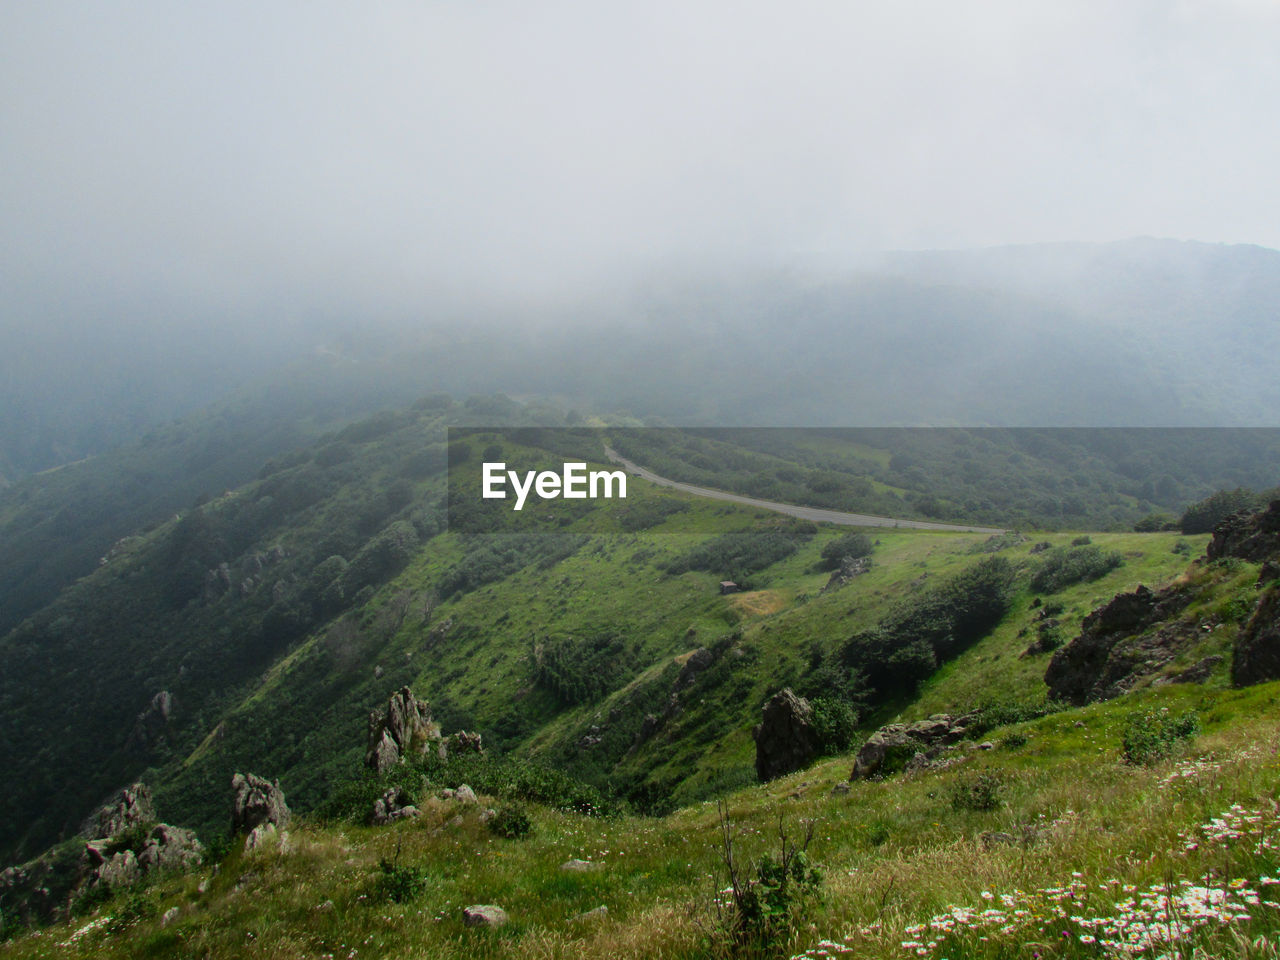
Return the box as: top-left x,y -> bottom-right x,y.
849,713 -> 976,780
1044,584 -> 1193,705
231,772 -> 290,851
822,555 -> 872,593
83,824 -> 202,892
1,782 -> 201,927
371,786 -> 420,825
1233,584 -> 1280,687
449,730 -> 484,754
1208,501 -> 1280,563
82,782 -> 155,840
365,686 -> 442,773
753,689 -> 819,781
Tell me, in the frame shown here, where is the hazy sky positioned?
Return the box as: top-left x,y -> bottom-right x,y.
3,0 -> 1279,315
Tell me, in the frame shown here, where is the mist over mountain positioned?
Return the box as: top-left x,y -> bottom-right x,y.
4,236 -> 1274,488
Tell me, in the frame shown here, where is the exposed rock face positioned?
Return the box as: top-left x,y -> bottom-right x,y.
1233,584 -> 1280,687
753,689 -> 819,781
1044,584 -> 1193,705
365,686 -> 442,773
1208,501 -> 1280,563
136,824 -> 203,873
83,844 -> 140,888
371,786 -> 420,825
231,772 -> 290,850
82,782 -> 155,840
2,783 -> 201,927
849,713 -> 976,780
83,824 -> 203,891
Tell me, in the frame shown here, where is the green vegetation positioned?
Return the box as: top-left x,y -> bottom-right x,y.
662,521 -> 816,581
1028,543 -> 1124,593
487,805 -> 533,840
1120,707 -> 1201,765
819,532 -> 874,569
1180,487 -> 1272,534
6,392 -> 1280,959
947,772 -> 1005,811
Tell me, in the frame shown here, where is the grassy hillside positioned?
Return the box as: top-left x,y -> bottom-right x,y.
5,398 -> 1280,959
3,537 -> 1277,959
3,404 -> 1256,863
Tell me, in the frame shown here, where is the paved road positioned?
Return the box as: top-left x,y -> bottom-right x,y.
603,446 -> 1007,534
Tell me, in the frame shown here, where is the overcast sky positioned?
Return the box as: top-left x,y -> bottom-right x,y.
3,0 -> 1279,319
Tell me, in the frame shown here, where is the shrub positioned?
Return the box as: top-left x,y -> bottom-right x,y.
376,844 -> 428,903
949,772 -> 1004,811
967,699 -> 1062,737
1122,708 -> 1199,765
487,805 -> 533,839
714,803 -> 822,950
810,698 -> 858,755
1180,488 -> 1262,535
1030,545 -> 1123,593
878,742 -> 922,777
663,522 -> 815,580
103,891 -> 155,934
819,533 -> 874,570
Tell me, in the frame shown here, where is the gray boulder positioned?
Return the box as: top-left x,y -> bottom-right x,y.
753,689 -> 819,781
1045,584 -> 1193,704
136,823 -> 203,873
850,713 -> 975,780
231,772 -> 290,850
371,786 -> 420,825
463,904 -> 508,927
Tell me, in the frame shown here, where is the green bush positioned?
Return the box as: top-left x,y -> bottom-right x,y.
1180,488 -> 1263,534
1030,544 -> 1123,593
819,533 -> 874,570
810,698 -> 858,755
662,522 -> 815,580
715,802 -> 822,949
1121,708 -> 1200,765
843,557 -> 1015,700
487,805 -> 533,839
417,752 -> 614,817
949,772 -> 1004,811
967,699 -> 1062,738
878,742 -> 922,777
103,891 -> 155,934
376,856 -> 427,903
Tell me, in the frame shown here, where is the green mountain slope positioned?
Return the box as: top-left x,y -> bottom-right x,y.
3,486 -> 1279,959
5,401 -> 1250,866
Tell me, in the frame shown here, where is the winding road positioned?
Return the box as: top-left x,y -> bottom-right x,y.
603,446 -> 1006,534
